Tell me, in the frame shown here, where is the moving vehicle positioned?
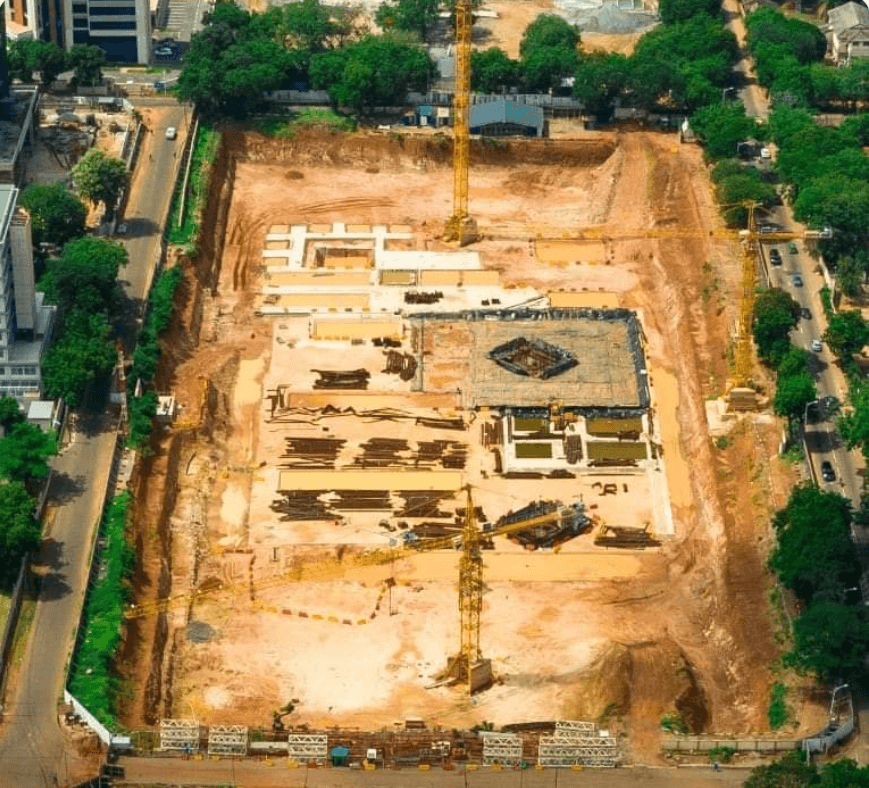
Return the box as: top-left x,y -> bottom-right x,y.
792,274 -> 804,286
821,460 -> 836,482
801,307 -> 811,320
165,127 -> 177,140
769,248 -> 782,265
811,339 -> 822,352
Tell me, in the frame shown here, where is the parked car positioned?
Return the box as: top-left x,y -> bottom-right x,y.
760,147 -> 771,159
759,225 -> 776,234
155,46 -> 174,56
811,339 -> 822,352
821,460 -> 836,482
792,274 -> 804,286
801,307 -> 811,320
165,126 -> 177,140
788,242 -> 798,254
769,248 -> 782,265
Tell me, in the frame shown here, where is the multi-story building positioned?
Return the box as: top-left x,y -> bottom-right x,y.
0,184 -> 55,403
64,0 -> 151,64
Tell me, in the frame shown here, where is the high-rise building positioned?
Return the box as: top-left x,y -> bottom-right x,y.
5,0 -> 64,48
64,0 -> 151,64
0,185 -> 56,402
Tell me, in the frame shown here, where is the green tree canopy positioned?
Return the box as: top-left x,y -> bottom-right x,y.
824,309 -> 869,360
839,382 -> 869,459
471,48 -> 521,93
41,309 -> 117,405
310,35 -> 434,114
71,150 -> 129,220
0,482 -> 40,588
519,14 -> 579,91
0,396 -> 23,430
773,372 -> 816,422
690,101 -> 760,160
42,236 -> 127,315
66,44 -> 107,87
711,163 -> 777,226
0,421 -> 56,485
743,752 -> 816,788
7,39 -> 67,86
571,52 -> 629,120
658,0 -> 720,24
752,287 -> 800,366
19,182 -> 87,248
770,485 -> 858,604
375,0 -> 441,40
786,600 -> 869,682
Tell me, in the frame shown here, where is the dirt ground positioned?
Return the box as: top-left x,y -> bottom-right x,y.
119,126 -> 824,762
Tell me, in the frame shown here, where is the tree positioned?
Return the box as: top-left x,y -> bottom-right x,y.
519,14 -> 579,92
818,760 -> 869,788
41,236 -> 127,315
19,182 -> 87,248
824,309 -> 869,360
471,48 -> 520,93
839,383 -> 869,459
773,373 -> 816,422
690,101 -> 760,160
835,255 -> 865,298
0,482 -> 40,588
67,44 -> 107,87
0,421 -> 56,484
71,150 -> 129,220
375,0 -> 442,40
310,36 -> 434,114
770,485 -> 859,604
7,39 -> 67,87
0,396 -> 23,430
743,752 -> 816,788
41,310 -> 117,405
752,287 -> 800,366
714,170 -> 777,226
658,0 -> 720,24
786,601 -> 869,682
572,52 -> 629,120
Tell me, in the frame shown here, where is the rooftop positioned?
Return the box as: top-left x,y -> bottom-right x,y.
829,2 -> 869,34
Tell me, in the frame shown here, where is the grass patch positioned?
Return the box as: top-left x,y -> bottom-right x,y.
9,579 -> 37,665
254,109 -> 356,138
67,492 -> 135,731
707,746 -> 736,763
515,442 -> 553,459
768,681 -> 790,730
660,712 -> 688,734
0,592 -> 11,635
166,124 -> 221,248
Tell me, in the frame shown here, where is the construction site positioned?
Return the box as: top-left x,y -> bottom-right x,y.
116,110 -> 825,761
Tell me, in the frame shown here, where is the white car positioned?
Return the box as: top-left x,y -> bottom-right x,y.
811,339 -> 822,352
760,147 -> 771,159
165,126 -> 177,140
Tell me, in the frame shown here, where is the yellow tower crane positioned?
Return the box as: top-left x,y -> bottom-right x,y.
443,0 -> 477,246
125,488 -> 589,694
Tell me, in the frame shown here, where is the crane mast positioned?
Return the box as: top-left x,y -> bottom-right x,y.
444,0 -> 477,246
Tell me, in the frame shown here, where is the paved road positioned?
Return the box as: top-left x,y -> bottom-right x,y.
116,758 -> 750,788
117,103 -> 190,347
0,412 -> 117,788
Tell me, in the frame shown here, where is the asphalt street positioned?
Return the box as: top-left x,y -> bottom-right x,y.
0,412 -> 117,788
117,103 -> 190,347
0,103 -> 190,786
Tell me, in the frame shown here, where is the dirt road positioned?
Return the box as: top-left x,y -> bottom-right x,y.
117,757 -> 750,788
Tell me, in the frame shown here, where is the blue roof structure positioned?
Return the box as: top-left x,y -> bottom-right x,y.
469,100 -> 544,137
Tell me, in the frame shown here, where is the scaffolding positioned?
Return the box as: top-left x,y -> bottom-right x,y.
481,731 -> 524,765
159,719 -> 201,752
287,733 -> 328,762
207,725 -> 249,756
537,721 -> 619,768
